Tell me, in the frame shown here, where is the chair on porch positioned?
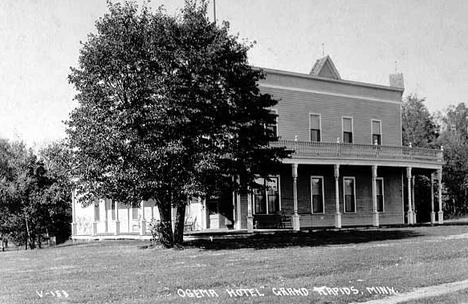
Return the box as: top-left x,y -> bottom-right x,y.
184,217 -> 195,232
279,210 -> 292,229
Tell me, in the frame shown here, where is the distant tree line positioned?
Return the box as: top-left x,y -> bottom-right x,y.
402,95 -> 468,217
0,140 -> 72,250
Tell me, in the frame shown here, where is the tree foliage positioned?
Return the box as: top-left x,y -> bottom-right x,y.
401,94 -> 439,148
66,1 -> 289,247
438,103 -> 468,214
0,140 -> 72,249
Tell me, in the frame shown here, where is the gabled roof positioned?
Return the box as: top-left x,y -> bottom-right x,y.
309,55 -> 341,80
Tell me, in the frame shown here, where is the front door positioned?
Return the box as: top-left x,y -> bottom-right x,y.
207,192 -> 234,229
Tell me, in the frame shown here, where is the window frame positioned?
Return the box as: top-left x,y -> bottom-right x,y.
266,109 -> 279,138
342,116 -> 354,144
252,175 -> 282,215
343,176 -> 357,213
309,113 -> 322,142
94,201 -> 100,222
132,206 -> 139,220
376,177 -> 385,212
371,119 -> 382,145
310,176 -> 325,214
111,201 -> 116,221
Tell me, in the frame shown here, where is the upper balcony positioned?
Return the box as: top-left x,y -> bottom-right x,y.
270,140 -> 444,169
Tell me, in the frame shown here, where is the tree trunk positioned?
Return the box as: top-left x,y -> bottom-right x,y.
157,201 -> 174,248
173,203 -> 186,246
25,215 -> 30,250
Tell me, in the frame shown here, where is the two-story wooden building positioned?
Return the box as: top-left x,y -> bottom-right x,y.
71,56 -> 444,239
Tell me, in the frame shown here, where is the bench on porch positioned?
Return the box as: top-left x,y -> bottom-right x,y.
254,212 -> 292,229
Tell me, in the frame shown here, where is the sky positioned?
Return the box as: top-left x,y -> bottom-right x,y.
1,0 -> 468,147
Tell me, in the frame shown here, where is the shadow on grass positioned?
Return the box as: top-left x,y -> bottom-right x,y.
185,229 -> 424,250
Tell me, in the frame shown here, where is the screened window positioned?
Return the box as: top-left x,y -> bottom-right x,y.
309,114 -> 321,142
94,201 -> 100,221
132,206 -> 139,220
265,109 -> 278,138
111,201 -> 116,220
344,177 -> 356,213
343,117 -> 353,143
372,120 -> 382,145
311,177 -> 324,213
376,178 -> 384,212
254,177 -> 280,214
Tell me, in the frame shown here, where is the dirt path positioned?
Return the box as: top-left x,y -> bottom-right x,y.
352,278 -> 468,304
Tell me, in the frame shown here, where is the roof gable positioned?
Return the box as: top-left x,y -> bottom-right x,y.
309,56 -> 341,80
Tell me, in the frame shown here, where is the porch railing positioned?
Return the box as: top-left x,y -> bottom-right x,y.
269,140 -> 444,163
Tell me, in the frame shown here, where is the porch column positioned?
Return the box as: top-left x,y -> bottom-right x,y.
430,173 -> 436,224
140,201 -> 146,236
334,164 -> 342,228
412,176 -> 417,224
292,163 -> 300,231
372,165 -> 379,227
247,188 -> 254,233
235,176 -> 242,230
92,200 -> 98,236
71,189 -> 77,236
114,201 -> 120,235
200,197 -> 207,230
437,169 -> 444,224
104,199 -> 108,233
406,167 -> 414,225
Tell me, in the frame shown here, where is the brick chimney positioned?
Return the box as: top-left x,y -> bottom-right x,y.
389,73 -> 404,90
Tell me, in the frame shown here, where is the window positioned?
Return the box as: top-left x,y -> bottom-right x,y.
376,178 -> 384,212
132,206 -> 139,220
94,201 -> 100,221
265,109 -> 278,138
342,117 -> 353,143
372,120 -> 382,145
311,177 -> 325,213
344,177 -> 356,213
111,201 -> 116,220
253,177 -> 280,214
309,114 -> 321,142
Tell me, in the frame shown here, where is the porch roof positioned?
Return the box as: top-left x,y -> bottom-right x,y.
270,140 -> 444,170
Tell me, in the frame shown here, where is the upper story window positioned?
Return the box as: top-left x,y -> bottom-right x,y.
253,176 -> 280,214
372,120 -> 382,145
265,109 -> 278,138
309,114 -> 321,142
342,117 -> 353,143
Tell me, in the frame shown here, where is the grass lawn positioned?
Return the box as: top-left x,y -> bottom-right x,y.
2,225 -> 468,304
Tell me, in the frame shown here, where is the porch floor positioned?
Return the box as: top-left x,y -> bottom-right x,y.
70,221 -> 460,242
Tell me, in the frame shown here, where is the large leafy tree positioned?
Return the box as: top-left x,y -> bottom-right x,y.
401,94 -> 440,221
438,103 -> 468,215
401,94 -> 439,148
66,1 -> 288,247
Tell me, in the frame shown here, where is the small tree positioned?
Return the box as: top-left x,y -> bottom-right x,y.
66,1 -> 289,247
0,140 -> 72,249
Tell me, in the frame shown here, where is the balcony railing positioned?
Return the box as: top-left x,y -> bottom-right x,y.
269,140 -> 444,163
